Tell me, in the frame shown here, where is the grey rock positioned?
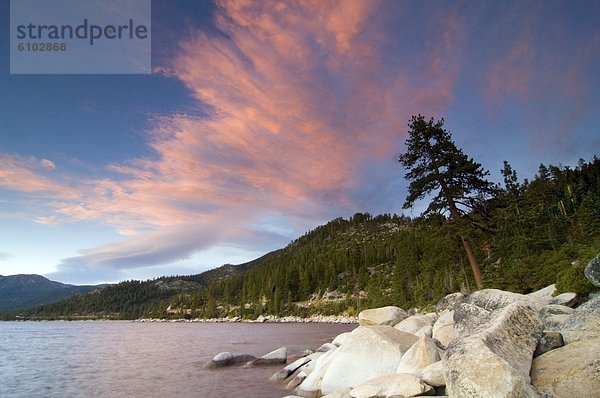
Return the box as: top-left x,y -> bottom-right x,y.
528,284 -> 556,301
558,294 -> 600,343
444,302 -> 543,398
394,315 -> 432,334
464,288 -> 546,312
322,388 -> 353,398
533,331 -> 564,357
203,352 -> 257,368
246,346 -> 287,366
453,303 -> 491,338
549,292 -> 579,307
584,252 -> 600,287
358,306 -> 408,327
436,292 -> 466,313
432,310 -> 454,348
540,304 -> 574,330
270,356 -> 312,382
531,338 -> 600,398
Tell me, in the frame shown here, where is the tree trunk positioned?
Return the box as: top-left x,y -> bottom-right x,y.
460,235 -> 483,290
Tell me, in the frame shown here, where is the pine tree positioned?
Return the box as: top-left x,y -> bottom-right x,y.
398,115 -> 496,289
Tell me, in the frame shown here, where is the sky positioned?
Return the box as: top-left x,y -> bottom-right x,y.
0,0 -> 599,285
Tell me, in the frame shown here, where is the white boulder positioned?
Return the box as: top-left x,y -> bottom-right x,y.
349,373 -> 434,398
319,326 -> 418,395
358,306 -> 408,327
396,335 -> 440,376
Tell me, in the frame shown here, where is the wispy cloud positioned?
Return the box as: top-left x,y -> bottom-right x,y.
1,1 -> 465,275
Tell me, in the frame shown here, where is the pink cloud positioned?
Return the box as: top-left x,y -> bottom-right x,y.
1,1 -> 465,271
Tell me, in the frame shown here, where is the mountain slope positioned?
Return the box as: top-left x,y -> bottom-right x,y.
0,274 -> 102,312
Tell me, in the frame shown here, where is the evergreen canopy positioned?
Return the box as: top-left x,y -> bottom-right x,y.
399,115 -> 496,217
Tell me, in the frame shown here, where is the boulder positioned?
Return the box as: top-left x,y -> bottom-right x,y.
436,292 -> 466,313
349,373 -> 434,398
453,303 -> 491,338
322,388 -> 352,398
432,310 -> 454,347
528,284 -> 556,300
584,252 -> 600,287
531,338 -> 600,398
549,292 -> 579,307
358,306 -> 408,327
319,326 -> 418,395
558,294 -> 600,343
317,343 -> 338,352
203,352 -> 257,368
332,332 -> 352,347
464,288 -> 546,311
296,349 -> 338,398
421,360 -> 446,387
444,302 -> 543,397
270,356 -> 312,382
540,304 -> 574,330
246,346 -> 287,366
415,325 -> 433,338
533,331 -> 564,357
394,315 -> 431,334
396,335 -> 440,376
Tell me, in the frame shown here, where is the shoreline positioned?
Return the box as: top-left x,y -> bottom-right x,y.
137,314 -> 358,324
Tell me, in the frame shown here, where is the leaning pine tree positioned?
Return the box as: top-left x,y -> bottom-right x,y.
398,115 -> 496,289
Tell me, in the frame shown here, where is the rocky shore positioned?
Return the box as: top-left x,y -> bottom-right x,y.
137,314 -> 358,323
204,253 -> 600,398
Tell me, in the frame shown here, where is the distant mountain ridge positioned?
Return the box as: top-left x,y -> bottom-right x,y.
0,274 -> 103,312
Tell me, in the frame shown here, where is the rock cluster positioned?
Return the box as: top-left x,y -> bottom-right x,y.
209,254 -> 600,398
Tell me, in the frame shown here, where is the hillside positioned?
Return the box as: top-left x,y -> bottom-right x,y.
7,156 -> 600,321
0,274 -> 102,312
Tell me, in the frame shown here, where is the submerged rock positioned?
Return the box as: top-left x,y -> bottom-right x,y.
203,351 -> 257,368
246,346 -> 287,366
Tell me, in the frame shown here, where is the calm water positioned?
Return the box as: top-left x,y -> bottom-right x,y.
0,321 -> 355,398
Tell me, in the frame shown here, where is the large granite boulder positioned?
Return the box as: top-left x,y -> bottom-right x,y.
464,288 -> 546,311
296,349 -> 339,398
436,292 -> 466,313
349,373 -> 434,398
246,346 -> 287,366
319,326 -> 418,395
203,351 -> 257,368
531,338 -> 600,398
358,306 -> 408,327
453,303 -> 491,338
444,302 -> 543,397
584,252 -> 600,287
396,335 -> 440,376
558,294 -> 600,343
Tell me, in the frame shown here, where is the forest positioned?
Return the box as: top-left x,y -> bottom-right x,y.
9,154 -> 598,321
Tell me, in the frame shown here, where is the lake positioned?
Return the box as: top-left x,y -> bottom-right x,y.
0,321 -> 356,398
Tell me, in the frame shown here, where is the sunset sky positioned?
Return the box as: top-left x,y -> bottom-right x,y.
1,0 -> 599,284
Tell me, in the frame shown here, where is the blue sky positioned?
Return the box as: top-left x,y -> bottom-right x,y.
0,0 -> 599,284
